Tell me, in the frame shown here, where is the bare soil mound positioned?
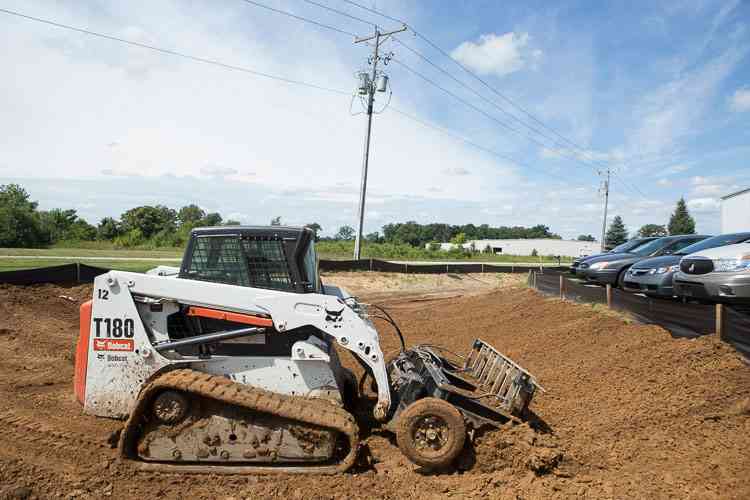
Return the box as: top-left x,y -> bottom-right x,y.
0,282 -> 748,499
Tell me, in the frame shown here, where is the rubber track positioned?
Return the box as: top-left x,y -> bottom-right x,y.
119,369 -> 360,474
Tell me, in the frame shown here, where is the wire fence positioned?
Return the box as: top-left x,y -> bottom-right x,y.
530,271 -> 750,359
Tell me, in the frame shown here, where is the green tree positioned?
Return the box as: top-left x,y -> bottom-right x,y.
334,225 -> 355,240
0,184 -> 48,247
177,204 -> 206,226
270,216 -> 282,226
65,219 -> 97,241
577,234 -> 596,242
365,231 -> 381,243
202,212 -> 222,226
38,209 -> 78,242
637,224 -> 667,238
224,219 -> 241,226
450,232 -> 467,245
605,215 -> 628,248
668,197 -> 696,235
305,222 -> 322,241
120,205 -> 177,239
97,217 -> 122,240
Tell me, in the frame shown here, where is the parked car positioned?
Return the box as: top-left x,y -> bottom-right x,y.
578,235 -> 709,287
570,237 -> 658,275
673,240 -> 750,302
623,232 -> 750,297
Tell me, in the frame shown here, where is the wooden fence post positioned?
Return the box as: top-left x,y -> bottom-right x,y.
559,275 -> 565,300
606,284 -> 613,308
716,304 -> 724,339
528,270 -> 532,286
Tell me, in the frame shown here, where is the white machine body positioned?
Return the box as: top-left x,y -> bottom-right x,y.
76,270 -> 391,420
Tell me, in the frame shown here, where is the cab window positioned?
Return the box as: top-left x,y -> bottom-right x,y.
241,238 -> 293,291
185,236 -> 250,286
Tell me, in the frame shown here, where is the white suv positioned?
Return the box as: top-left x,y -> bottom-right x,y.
673,241 -> 750,302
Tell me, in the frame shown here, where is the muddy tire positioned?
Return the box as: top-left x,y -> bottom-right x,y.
396,398 -> 466,469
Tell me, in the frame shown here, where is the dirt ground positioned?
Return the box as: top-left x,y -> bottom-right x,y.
0,275 -> 748,499
320,271 -> 524,302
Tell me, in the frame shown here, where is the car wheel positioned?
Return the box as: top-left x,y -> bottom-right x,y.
616,268 -> 629,289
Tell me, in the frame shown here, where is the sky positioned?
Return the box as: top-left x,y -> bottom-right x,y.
1,0 -> 749,239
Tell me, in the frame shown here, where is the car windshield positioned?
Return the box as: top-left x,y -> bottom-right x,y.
630,238 -> 672,256
611,239 -> 651,253
675,233 -> 750,255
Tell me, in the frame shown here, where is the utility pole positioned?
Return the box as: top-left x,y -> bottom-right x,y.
352,24 -> 407,260
600,168 -> 610,252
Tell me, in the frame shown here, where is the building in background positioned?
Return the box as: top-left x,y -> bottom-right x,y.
721,187 -> 750,233
427,239 -> 600,257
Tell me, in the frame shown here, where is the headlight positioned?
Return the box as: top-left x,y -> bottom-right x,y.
588,261 -> 609,270
712,254 -> 750,272
650,265 -> 679,275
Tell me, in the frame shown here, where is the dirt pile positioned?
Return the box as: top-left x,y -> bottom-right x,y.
0,281 -> 748,499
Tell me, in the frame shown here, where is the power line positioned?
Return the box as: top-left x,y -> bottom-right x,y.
301,0 -> 609,172
0,5 -> 580,188
299,0 -> 377,27
391,36 -> 609,173
390,107 -> 588,187
0,7 -> 351,95
338,0 -> 635,173
392,58 -> 601,174
610,171 -> 649,201
340,0 -> 404,25
240,0 -> 358,37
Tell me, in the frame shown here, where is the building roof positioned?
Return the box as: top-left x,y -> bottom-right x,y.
721,187 -> 750,200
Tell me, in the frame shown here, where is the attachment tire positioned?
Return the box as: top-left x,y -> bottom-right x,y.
396,397 -> 466,469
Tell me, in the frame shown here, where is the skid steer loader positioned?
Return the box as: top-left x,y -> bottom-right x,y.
74,226 -> 542,472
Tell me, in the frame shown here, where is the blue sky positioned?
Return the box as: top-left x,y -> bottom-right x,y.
0,0 -> 748,239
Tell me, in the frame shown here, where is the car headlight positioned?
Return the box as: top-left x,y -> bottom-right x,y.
712,254 -> 750,272
650,265 -> 679,275
588,261 -> 610,270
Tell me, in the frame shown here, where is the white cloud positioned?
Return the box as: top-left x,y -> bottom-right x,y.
629,45 -> 746,153
657,178 -> 672,187
664,164 -> 689,175
687,197 -> 720,213
450,32 -> 541,77
200,165 -> 238,177
441,167 -> 471,176
729,87 -> 750,112
539,146 -> 624,163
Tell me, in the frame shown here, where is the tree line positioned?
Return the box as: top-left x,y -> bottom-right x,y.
6,182 -> 693,250
604,197 -> 697,248
1,183 -> 571,249
0,184 -> 239,248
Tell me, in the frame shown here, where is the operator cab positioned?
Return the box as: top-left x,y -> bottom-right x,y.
179,226 -> 320,293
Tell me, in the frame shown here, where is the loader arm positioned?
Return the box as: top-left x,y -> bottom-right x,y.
83,270 -> 392,420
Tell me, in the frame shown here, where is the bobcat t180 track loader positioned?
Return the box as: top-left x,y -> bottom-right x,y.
74,226 -> 542,471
